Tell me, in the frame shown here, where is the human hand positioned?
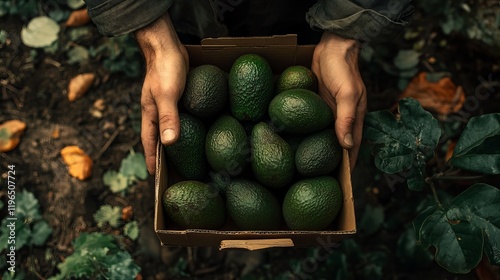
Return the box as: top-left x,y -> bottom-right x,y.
135,14 -> 189,175
311,31 -> 367,170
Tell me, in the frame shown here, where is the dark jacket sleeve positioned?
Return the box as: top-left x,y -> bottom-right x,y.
84,0 -> 173,36
306,0 -> 414,42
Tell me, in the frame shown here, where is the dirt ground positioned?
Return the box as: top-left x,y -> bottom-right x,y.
1,9 -> 499,279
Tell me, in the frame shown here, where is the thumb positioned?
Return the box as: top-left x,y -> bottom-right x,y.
157,97 -> 181,146
334,98 -> 356,150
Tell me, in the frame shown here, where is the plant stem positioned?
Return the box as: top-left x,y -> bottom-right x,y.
431,175 -> 484,181
428,179 -> 442,208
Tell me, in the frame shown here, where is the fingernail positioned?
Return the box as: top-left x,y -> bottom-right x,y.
162,129 -> 176,143
343,133 -> 354,147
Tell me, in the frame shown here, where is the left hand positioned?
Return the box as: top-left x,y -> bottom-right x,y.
311,31 -> 367,170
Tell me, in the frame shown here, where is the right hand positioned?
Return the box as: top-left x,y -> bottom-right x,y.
135,14 -> 189,175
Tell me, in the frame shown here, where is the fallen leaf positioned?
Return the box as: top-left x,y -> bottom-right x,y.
61,146 -> 93,180
52,127 -> 60,139
67,0 -> 86,9
68,73 -> 95,102
65,9 -> 91,27
21,16 -> 60,48
122,206 -> 134,221
399,72 -> 465,115
0,120 -> 27,152
93,98 -> 106,111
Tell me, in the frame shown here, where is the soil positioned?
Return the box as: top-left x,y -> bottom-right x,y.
1,10 -> 499,280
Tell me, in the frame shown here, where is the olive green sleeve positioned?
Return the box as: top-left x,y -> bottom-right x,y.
84,0 -> 173,36
306,0 -> 414,42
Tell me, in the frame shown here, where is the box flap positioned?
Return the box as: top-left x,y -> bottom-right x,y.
201,34 -> 297,48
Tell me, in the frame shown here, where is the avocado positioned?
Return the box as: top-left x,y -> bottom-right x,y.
163,180 -> 225,229
164,113 -> 207,180
295,129 -> 342,176
181,64 -> 228,118
228,54 -> 273,121
276,65 -> 318,94
251,122 -> 294,189
206,115 -> 249,176
268,88 -> 333,134
282,176 -> 343,230
226,180 -> 281,230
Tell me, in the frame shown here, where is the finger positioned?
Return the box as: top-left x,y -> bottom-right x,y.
334,91 -> 359,150
348,99 -> 366,170
156,90 -> 181,146
141,93 -> 159,175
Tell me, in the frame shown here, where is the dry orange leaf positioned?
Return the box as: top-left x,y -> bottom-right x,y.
65,9 -> 91,27
0,120 -> 27,152
68,73 -> 95,102
122,206 -> 134,221
399,72 -> 465,115
52,127 -> 60,139
61,146 -> 93,180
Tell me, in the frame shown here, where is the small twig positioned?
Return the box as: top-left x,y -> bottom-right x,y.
431,175 -> 485,181
429,180 -> 442,208
94,126 -> 122,160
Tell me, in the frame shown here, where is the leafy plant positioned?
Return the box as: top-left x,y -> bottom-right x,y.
0,190 -> 52,252
364,98 -> 500,273
49,232 -> 140,280
94,205 -> 122,228
0,0 -> 37,18
103,149 -> 148,194
418,0 -> 500,48
89,35 -> 142,77
124,221 -> 139,241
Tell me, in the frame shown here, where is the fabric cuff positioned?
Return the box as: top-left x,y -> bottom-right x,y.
306,1 -> 414,43
87,0 -> 173,36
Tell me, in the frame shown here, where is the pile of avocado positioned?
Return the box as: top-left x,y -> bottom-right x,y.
163,54 -> 343,231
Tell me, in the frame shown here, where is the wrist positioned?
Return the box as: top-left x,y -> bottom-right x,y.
134,13 -> 180,64
321,31 -> 360,53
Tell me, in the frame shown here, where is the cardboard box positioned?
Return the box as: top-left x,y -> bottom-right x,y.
154,35 -> 356,250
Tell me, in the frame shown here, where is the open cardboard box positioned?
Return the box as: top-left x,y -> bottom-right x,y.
154,34 -> 356,250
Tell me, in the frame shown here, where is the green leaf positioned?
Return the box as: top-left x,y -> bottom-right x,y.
449,114 -> 500,174
103,170 -> 129,193
359,204 -> 384,236
30,220 -> 52,246
417,209 -> 483,273
103,251 -> 141,279
397,227 -> 434,269
124,221 -> 139,241
73,232 -> 117,252
119,152 -> 148,181
21,16 -> 60,48
450,184 -> 500,266
50,233 -> 118,280
364,98 -> 441,190
2,271 -> 26,280
357,251 -> 388,280
0,30 -> 7,45
16,190 -> 42,221
415,184 -> 500,273
14,221 -> 30,250
48,9 -> 70,22
94,205 -> 122,228
68,27 -> 93,41
66,45 -> 89,65
394,50 -> 420,70
67,0 -> 86,9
